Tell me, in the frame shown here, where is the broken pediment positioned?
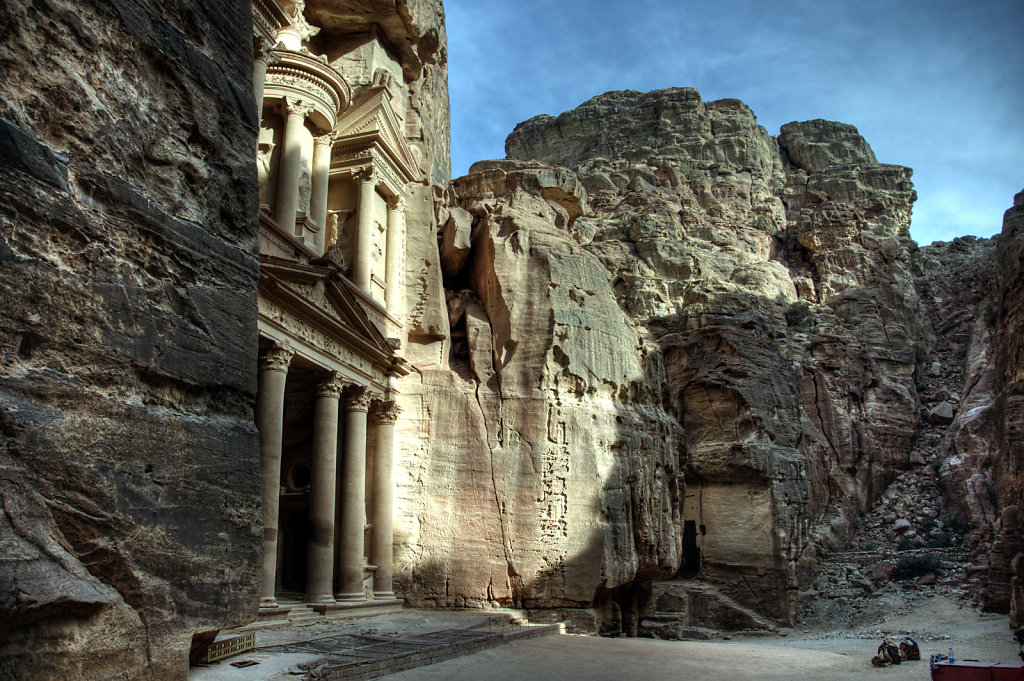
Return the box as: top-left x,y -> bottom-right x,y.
331,86 -> 421,186
259,256 -> 403,373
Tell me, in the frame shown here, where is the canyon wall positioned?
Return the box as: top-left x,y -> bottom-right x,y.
0,0 -> 449,678
0,1 -> 262,679
393,87 -> 929,627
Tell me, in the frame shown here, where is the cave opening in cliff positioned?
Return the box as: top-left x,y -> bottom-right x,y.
680,520 -> 702,578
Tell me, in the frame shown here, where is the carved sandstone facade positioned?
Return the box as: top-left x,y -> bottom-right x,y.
250,0 -> 422,617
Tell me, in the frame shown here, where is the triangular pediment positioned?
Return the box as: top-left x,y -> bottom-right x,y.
334,88 -> 420,181
259,257 -> 395,366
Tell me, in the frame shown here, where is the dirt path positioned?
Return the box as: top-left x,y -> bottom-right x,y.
389,594 -> 1021,681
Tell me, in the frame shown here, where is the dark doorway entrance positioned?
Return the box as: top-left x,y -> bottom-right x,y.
279,504 -> 309,596
679,520 -> 701,578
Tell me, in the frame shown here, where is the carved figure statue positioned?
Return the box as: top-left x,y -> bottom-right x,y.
257,140 -> 276,212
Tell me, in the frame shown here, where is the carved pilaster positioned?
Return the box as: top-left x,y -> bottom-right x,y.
353,167 -> 377,185
254,36 -> 281,67
386,195 -> 406,212
260,345 -> 294,373
372,400 -> 401,425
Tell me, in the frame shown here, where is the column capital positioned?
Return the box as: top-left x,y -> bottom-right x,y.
283,96 -> 315,118
260,344 -> 295,373
313,134 -> 333,149
344,386 -> 373,412
372,400 -> 402,425
386,194 -> 406,212
353,167 -> 377,185
315,371 -> 347,399
253,36 -> 281,66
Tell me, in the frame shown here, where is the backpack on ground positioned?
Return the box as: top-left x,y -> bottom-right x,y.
899,637 -> 920,661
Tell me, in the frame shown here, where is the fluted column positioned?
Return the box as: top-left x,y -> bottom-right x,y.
385,195 -> 405,316
370,399 -> 401,599
309,135 -> 333,254
353,169 -> 376,293
257,344 -> 294,609
336,387 -> 371,601
275,97 -> 312,237
305,372 -> 345,604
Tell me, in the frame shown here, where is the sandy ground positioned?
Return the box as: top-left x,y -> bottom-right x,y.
389,595 -> 1022,681
191,593 -> 1022,681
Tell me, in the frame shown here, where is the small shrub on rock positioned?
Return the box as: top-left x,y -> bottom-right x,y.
892,554 -> 942,581
785,301 -> 814,331
896,537 -> 916,552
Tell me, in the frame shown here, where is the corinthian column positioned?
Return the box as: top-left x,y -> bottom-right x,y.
309,135 -> 333,254
305,372 -> 345,604
385,195 -> 405,316
352,169 -> 376,293
257,344 -> 294,609
370,399 -> 401,599
336,386 -> 371,601
275,97 -> 312,237
252,39 -> 278,125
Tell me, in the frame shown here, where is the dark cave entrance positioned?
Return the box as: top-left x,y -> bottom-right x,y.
679,520 -> 702,578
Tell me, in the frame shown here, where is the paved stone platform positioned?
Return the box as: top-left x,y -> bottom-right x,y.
189,609 -> 563,681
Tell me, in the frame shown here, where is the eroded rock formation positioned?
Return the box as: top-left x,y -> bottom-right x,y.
392,87 -> 930,629
0,0 -> 449,678
0,1 -> 261,678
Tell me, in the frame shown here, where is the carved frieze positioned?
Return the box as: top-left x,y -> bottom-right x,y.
258,295 -> 372,376
264,50 -> 351,131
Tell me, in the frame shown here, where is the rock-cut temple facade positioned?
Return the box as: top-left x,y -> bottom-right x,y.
251,0 -> 420,618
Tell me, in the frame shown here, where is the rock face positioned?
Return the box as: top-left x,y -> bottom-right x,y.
0,1 -> 262,679
393,87 -> 927,628
993,193 -> 1024,625
395,159 -> 683,634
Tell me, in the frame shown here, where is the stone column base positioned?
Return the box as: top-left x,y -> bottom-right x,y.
334,591 -> 366,603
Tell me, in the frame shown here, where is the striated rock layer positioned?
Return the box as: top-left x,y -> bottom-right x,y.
393,87 -> 928,628
0,1 -> 261,679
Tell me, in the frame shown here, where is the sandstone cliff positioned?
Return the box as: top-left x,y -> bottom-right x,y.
919,195 -> 1024,623
993,193 -> 1024,626
0,0 -> 449,678
0,1 -> 261,678
394,87 -> 928,628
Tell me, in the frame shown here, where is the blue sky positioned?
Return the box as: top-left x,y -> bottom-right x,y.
444,0 -> 1023,245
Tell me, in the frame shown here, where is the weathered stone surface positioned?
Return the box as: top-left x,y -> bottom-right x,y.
391,87 -> 930,629
0,1 -> 261,679
504,89 -> 923,623
992,192 -> 1024,625
395,158 -> 682,633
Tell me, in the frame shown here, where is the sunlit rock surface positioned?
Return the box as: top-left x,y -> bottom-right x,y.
394,87 -> 928,627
